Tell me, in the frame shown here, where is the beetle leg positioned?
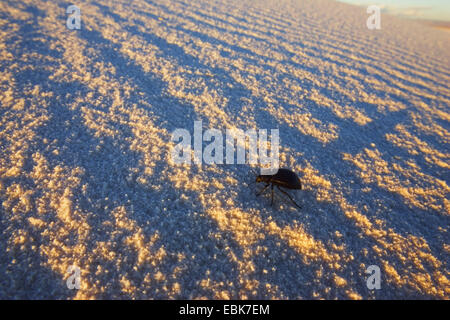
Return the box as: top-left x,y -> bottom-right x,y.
256,183 -> 269,196
277,186 -> 302,209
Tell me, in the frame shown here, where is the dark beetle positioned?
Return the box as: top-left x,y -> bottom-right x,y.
255,168 -> 302,209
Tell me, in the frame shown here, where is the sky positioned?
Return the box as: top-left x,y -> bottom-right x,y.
337,0 -> 450,22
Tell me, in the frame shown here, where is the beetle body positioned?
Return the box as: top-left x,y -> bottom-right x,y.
255,168 -> 302,209
256,168 -> 302,190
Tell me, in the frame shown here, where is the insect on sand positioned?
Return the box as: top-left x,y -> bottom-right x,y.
251,168 -> 302,209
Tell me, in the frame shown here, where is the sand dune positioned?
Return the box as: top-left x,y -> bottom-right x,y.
0,0 -> 449,299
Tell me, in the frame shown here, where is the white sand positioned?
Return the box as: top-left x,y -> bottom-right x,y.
0,0 -> 449,299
